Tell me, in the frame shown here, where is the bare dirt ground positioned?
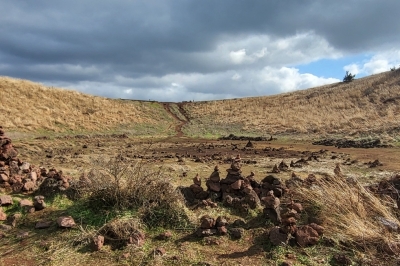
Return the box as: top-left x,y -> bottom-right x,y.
13,134 -> 400,181
2,133 -> 400,266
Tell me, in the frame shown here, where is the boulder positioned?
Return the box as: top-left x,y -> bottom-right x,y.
19,199 -> 33,207
215,216 -> 228,227
295,225 -> 319,247
269,227 -> 289,246
0,208 -> 6,221
229,228 -> 244,239
22,181 -> 35,192
200,216 -> 215,229
91,235 -> 105,251
154,247 -> 166,256
0,173 -> 9,182
0,195 -> 12,206
33,195 -> 46,211
35,220 -> 53,229
57,216 -> 76,228
156,231 -> 173,240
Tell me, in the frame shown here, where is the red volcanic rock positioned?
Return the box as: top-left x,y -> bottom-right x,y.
57,216 -> 76,228
91,235 -> 105,251
295,225 -> 319,247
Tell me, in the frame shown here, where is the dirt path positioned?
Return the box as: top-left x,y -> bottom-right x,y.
162,103 -> 189,137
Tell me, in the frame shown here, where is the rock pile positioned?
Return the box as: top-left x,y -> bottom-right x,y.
0,127 -> 71,195
218,134 -> 269,141
220,155 -> 260,211
312,138 -> 390,148
181,154 -> 292,215
195,215 -> 228,237
267,195 -> 324,247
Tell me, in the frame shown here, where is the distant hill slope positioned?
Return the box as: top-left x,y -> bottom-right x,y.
0,77 -> 174,136
1,70 -> 400,138
182,70 -> 400,137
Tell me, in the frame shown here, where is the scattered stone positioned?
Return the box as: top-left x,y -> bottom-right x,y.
57,216 -> 76,228
0,195 -> 12,206
217,226 -> 228,235
193,174 -> 201,186
91,235 -> 105,251
33,195 -> 46,211
16,231 -> 29,239
196,228 -> 217,237
309,223 -> 324,235
288,201 -> 303,213
154,247 -> 166,256
245,140 -> 254,148
229,228 -> 244,239
19,199 -> 33,208
0,207 -> 6,221
35,220 -> 53,229
271,164 -> 280,173
156,231 -> 173,240
22,181 -> 35,192
312,138 -> 386,148
215,216 -> 228,227
295,225 -> 319,247
279,161 -> 289,171
200,215 -> 215,229
269,227 -> 289,246
334,163 -> 343,177
376,217 -> 399,232
368,159 -> 383,168
203,236 -> 221,246
0,173 -> 9,182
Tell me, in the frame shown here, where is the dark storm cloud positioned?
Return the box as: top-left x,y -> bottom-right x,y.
1,0 -> 400,101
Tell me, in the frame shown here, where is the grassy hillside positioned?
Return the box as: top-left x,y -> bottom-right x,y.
0,77 -> 175,136
182,70 -> 400,137
1,69 -> 400,138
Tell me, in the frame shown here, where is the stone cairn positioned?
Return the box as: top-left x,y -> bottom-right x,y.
265,190 -> 325,247
0,126 -> 71,195
185,155 -> 290,212
195,215 -> 228,237
0,126 -> 77,226
181,154 -> 325,247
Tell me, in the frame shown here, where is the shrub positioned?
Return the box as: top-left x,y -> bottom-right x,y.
343,71 -> 356,82
76,154 -> 192,229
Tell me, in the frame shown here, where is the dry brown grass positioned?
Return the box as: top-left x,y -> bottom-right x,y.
2,69 -> 400,137
295,175 -> 400,256
0,76 -> 173,134
183,70 -> 400,136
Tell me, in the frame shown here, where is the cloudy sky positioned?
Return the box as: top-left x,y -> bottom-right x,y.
1,1 -> 400,102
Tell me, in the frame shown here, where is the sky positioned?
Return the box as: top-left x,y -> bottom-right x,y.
1,1 -> 400,102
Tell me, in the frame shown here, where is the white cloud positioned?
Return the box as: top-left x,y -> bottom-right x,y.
344,50 -> 400,76
258,67 -> 340,93
344,64 -> 360,75
38,32 -> 342,101
229,49 -> 247,64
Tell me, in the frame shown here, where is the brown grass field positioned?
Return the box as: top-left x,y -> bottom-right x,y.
0,72 -> 400,265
